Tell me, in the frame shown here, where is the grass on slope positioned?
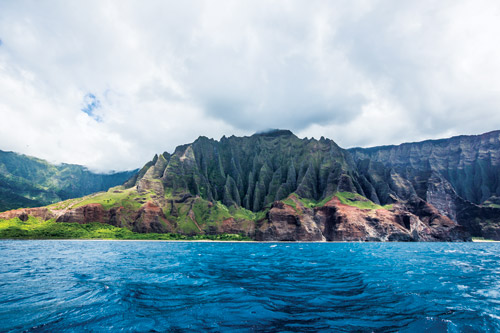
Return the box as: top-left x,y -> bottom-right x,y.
0,216 -> 251,241
283,192 -> 393,211
335,192 -> 394,210
46,186 -> 152,211
483,203 -> 500,209
164,197 -> 258,235
71,187 -> 152,210
47,198 -> 83,210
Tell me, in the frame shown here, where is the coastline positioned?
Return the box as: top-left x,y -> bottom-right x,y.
2,238 -> 499,243
0,238 -> 256,243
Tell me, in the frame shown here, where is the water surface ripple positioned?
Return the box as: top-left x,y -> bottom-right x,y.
1,241 -> 500,332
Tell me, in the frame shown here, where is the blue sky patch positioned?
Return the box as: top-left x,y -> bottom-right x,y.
81,93 -> 102,122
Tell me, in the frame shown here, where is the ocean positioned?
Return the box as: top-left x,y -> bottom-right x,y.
1,240 -> 499,332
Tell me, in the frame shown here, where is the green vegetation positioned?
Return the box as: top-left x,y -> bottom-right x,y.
282,193 -> 333,210
282,192 -> 392,211
162,196 -> 258,235
229,205 -> 257,220
0,216 -> 251,241
481,196 -> 500,209
0,149 -> 136,212
157,131 -> 360,213
471,237 -> 498,242
282,196 -> 297,209
72,187 -> 151,210
298,195 -> 332,208
254,208 -> 269,221
47,198 -> 82,210
335,192 -> 393,210
194,200 -> 230,223
482,201 -> 500,209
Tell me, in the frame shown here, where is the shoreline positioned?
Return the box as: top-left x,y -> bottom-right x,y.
1,238 -> 499,243
0,238 -> 256,243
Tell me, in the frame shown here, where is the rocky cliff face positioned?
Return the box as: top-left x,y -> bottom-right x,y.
256,195 -> 468,242
130,130 -> 363,212
0,201 -> 174,234
4,129 -> 500,241
350,130 -> 500,204
350,130 -> 500,238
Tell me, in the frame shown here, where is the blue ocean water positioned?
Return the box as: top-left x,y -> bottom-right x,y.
1,241 -> 500,332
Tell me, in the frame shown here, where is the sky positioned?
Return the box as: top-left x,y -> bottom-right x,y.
1,0 -> 500,172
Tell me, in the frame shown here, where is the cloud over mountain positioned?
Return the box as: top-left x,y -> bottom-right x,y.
1,0 -> 500,171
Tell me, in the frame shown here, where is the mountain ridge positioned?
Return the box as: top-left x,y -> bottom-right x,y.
349,130 -> 500,151
0,149 -> 138,212
2,129 -> 500,241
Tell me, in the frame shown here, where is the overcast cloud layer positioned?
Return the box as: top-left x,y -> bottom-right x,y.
1,0 -> 500,171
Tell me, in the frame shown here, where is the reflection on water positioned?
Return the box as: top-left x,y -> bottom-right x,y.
1,241 -> 500,332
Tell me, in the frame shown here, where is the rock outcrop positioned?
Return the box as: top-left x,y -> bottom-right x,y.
56,203 -> 108,224
0,207 -> 55,221
0,201 -> 174,235
132,202 -> 173,233
257,196 -> 469,242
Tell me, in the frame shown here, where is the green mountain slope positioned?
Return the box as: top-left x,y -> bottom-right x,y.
0,150 -> 137,212
133,130 -> 361,211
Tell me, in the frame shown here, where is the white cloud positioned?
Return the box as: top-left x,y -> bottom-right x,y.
1,0 -> 500,171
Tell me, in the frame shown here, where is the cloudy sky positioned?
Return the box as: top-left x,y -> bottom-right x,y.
1,0 -> 500,172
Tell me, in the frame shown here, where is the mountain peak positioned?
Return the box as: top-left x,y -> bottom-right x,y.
252,129 -> 295,137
